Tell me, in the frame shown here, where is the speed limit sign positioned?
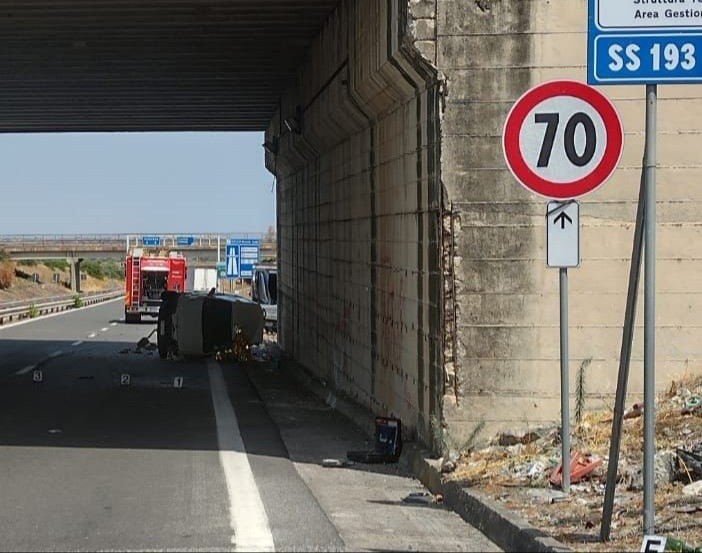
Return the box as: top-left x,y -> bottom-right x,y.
503,80 -> 623,199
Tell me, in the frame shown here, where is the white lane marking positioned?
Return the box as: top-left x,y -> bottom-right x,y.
110,322 -> 117,326
49,351 -> 63,358
100,327 -> 109,332
0,297 -> 124,331
71,341 -> 83,347
208,360 -> 275,553
15,364 -> 36,375
88,332 -> 97,338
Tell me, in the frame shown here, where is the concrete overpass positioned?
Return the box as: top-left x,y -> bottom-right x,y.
3,1 -> 701,448
0,233 -> 275,261
0,233 -> 276,292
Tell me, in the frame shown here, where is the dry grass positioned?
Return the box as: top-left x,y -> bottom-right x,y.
0,260 -> 15,289
448,372 -> 702,551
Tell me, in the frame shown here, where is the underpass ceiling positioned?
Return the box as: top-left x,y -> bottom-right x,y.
0,1 -> 340,132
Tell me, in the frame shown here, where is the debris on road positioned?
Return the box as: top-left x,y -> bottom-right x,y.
402,491 -> 436,506
321,458 -> 354,468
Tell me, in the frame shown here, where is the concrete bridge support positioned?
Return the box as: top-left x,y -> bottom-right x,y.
266,0 -> 443,445
67,258 -> 82,294
268,0 -> 702,448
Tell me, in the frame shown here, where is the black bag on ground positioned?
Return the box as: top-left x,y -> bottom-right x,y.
347,417 -> 402,464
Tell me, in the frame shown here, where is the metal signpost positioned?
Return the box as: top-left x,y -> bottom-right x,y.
503,80 -> 623,494
588,0 -> 698,537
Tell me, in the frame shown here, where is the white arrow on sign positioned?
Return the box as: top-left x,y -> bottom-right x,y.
547,201 -> 580,268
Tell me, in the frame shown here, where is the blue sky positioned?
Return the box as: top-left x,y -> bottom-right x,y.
0,132 -> 276,235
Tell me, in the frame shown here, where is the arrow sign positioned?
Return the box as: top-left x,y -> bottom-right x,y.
547,201 -> 580,268
554,211 -> 573,229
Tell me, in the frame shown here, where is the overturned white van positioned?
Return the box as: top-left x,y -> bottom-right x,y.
157,291 -> 265,359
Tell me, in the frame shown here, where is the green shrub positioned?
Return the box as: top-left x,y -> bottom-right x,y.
81,261 -> 104,279
82,260 -> 124,281
28,303 -> 39,318
73,295 -> 83,308
43,259 -> 69,271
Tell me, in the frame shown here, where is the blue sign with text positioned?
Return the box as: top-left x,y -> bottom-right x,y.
176,236 -> 194,246
225,239 -> 260,278
142,236 -> 161,247
588,0 -> 702,85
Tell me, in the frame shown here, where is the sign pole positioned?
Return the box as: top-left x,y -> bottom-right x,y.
559,265 -> 571,494
600,159 -> 646,542
643,83 -> 657,535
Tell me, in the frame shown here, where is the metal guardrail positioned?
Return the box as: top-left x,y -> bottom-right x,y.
0,289 -> 124,325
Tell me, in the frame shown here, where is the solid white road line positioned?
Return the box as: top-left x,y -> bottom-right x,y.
71,341 -> 83,347
15,365 -> 36,375
207,359 -> 275,553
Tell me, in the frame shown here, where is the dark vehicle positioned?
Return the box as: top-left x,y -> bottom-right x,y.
251,264 -> 277,332
157,291 -> 264,359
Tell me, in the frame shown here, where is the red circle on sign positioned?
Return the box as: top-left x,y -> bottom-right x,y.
503,80 -> 623,200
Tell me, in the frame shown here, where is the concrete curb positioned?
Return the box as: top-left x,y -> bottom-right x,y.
269,355 -> 571,553
402,443 -> 571,553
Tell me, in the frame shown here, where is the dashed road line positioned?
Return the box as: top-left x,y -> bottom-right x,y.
110,322 -> 117,326
15,365 -> 36,376
100,327 -> 109,332
71,341 -> 83,347
208,359 -> 275,552
49,351 -> 63,358
88,332 -> 97,338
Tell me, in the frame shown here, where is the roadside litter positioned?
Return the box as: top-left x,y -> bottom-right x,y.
118,329 -> 158,354
322,458 -> 354,468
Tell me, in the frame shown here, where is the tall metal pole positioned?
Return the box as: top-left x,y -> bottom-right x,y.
560,266 -> 570,494
600,163 -> 646,542
643,83 -> 657,535
217,235 -> 221,264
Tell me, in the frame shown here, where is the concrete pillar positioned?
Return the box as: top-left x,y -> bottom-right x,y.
68,258 -> 82,293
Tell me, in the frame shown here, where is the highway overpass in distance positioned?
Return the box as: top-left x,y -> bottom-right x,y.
0,234 -> 277,264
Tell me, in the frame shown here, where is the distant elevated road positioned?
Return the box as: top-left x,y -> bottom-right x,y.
0,233 -> 276,263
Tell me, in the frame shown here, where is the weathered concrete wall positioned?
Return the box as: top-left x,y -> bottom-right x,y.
439,0 -> 702,441
268,0 -> 702,448
265,0 -> 444,443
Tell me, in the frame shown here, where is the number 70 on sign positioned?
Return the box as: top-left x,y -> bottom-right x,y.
502,80 -> 624,201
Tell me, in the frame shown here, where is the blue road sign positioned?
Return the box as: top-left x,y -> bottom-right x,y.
225,244 -> 239,278
588,0 -> 702,85
226,239 -> 260,278
176,236 -> 194,246
142,236 -> 161,247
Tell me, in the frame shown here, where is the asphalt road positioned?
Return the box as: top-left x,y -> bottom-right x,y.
0,299 -> 500,552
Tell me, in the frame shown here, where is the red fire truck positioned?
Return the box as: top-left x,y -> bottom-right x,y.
124,249 -> 187,323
